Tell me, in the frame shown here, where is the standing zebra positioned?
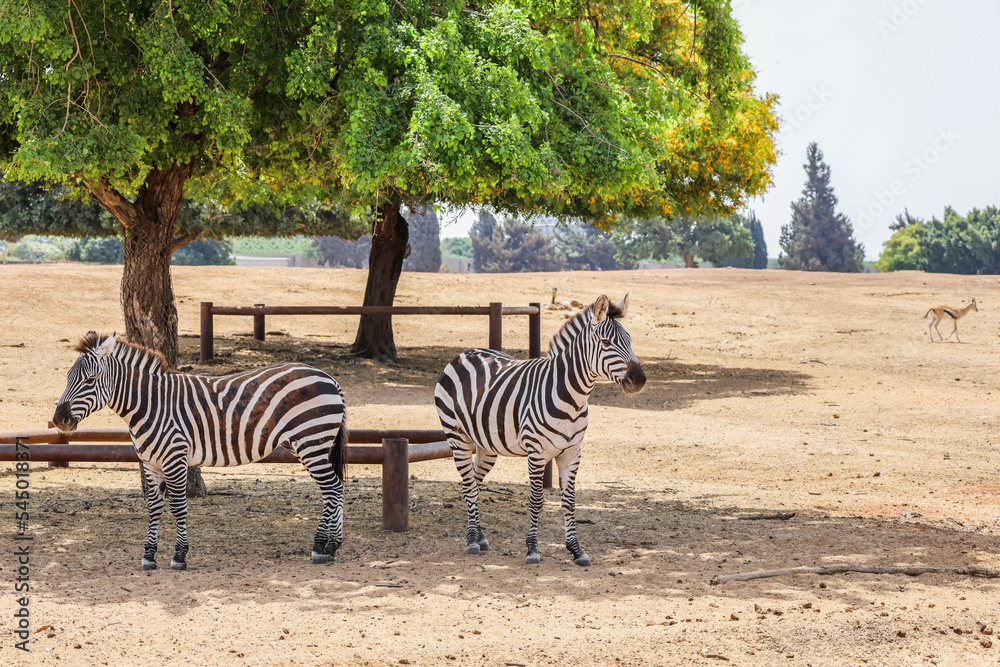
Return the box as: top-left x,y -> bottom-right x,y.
52,332 -> 347,570
435,295 -> 646,566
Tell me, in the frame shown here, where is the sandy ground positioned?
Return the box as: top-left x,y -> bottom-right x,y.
1,264 -> 999,667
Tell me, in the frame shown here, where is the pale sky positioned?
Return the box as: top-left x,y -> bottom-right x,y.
735,0 -> 1000,260
443,2 -> 1000,261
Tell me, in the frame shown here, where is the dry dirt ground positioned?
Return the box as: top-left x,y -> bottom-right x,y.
1,264 -> 999,667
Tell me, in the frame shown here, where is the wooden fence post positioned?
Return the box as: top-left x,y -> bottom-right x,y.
529,302 -> 541,360
382,438 -> 409,532
253,304 -> 265,341
46,421 -> 68,468
488,302 -> 503,351
200,302 -> 214,362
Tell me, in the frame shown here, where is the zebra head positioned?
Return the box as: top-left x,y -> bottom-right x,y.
52,332 -> 117,432
591,295 -> 646,394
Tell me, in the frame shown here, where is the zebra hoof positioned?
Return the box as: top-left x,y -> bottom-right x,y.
312,552 -> 329,565
525,551 -> 541,565
573,553 -> 592,567
466,543 -> 481,556
477,537 -> 490,552
169,559 -> 187,571
141,558 -> 157,571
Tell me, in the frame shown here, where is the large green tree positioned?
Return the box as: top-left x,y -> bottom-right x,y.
1,0 -> 777,362
779,143 -> 864,272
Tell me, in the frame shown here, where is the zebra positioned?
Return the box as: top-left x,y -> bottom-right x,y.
51,332 -> 347,571
434,294 -> 646,567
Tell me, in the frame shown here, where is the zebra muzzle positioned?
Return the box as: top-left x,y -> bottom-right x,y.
621,362 -> 647,394
51,403 -> 79,432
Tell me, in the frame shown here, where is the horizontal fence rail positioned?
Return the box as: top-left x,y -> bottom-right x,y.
199,301 -> 542,363
0,427 -> 452,532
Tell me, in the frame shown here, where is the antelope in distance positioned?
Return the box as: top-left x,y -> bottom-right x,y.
925,298 -> 978,342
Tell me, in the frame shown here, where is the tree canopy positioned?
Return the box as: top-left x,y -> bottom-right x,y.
0,0 -> 779,360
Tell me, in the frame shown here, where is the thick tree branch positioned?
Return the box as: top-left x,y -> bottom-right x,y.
83,177 -> 138,228
171,230 -> 201,254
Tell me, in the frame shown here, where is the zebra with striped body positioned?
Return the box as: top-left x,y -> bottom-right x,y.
435,295 -> 645,566
52,332 -> 347,570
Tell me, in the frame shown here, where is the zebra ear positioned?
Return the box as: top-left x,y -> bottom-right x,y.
593,295 -> 610,323
95,335 -> 116,359
616,294 -> 629,317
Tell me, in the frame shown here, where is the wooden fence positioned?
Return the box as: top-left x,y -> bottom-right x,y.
199,302 -> 542,363
0,427 -> 451,532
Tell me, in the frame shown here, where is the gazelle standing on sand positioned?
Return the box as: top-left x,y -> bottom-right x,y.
925,298 -> 978,342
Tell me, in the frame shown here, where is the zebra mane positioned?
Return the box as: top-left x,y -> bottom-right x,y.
74,332 -> 174,372
547,300 -> 625,357
74,331 -> 110,354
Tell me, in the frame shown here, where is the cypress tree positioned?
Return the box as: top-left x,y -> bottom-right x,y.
749,211 -> 768,269
779,143 -> 864,272
403,206 -> 442,272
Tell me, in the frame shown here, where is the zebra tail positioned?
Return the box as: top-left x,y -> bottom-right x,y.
332,416 -> 348,482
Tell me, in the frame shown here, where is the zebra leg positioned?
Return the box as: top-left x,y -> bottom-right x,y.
555,447 -> 590,567
162,460 -> 190,571
449,434 -> 486,555
140,464 -> 166,571
524,453 -> 546,565
295,440 -> 345,564
471,449 -> 498,551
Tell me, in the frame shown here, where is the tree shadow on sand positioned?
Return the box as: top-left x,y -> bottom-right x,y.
14,472 -> 996,618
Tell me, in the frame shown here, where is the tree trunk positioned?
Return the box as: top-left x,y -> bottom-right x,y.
351,200 -> 410,362
682,252 -> 697,268
87,164 -> 207,499
121,199 -> 181,366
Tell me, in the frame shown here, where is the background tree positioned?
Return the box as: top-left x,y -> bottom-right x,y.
315,235 -> 372,269
889,208 -> 922,232
920,206 -> 1000,274
440,237 -> 473,260
470,212 -> 565,273
402,207 -> 442,273
876,211 -> 926,272
555,224 -> 637,271
749,212 -> 769,269
715,212 -> 767,268
171,239 -> 234,266
612,215 -> 753,267
779,143 -> 864,272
